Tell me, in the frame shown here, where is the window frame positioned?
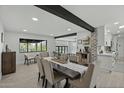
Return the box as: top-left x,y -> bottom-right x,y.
28,42 -> 37,52
42,40 -> 47,52
19,42 -> 28,53
56,46 -> 68,54
36,42 -> 42,52
19,38 -> 47,53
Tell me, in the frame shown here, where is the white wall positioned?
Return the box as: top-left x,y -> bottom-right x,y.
68,41 -> 77,54
56,40 -> 77,54
0,21 -> 4,80
97,26 -> 105,46
4,31 -> 55,64
56,40 -> 68,46
77,30 -> 91,52
112,35 -> 118,51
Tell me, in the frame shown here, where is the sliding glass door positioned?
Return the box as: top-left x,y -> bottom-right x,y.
56,46 -> 68,54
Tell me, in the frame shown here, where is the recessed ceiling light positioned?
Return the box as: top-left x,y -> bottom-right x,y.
114,22 -> 119,25
23,29 -> 27,32
117,30 -> 120,33
32,17 -> 38,21
107,30 -> 110,32
67,28 -> 71,31
50,34 -> 54,36
119,25 -> 124,29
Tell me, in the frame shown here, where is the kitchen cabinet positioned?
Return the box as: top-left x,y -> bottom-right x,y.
104,30 -> 112,46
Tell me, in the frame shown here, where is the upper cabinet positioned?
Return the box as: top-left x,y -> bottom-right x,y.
104,29 -> 112,46
97,26 -> 112,46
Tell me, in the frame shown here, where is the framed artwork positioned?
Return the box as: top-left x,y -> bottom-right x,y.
77,39 -> 82,44
1,32 -> 3,43
82,36 -> 90,45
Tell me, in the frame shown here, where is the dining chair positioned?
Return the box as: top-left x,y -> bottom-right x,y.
24,54 -> 35,65
42,59 -> 66,88
69,63 -> 94,88
24,54 -> 30,65
69,54 -> 77,63
40,52 -> 49,58
59,54 -> 68,63
36,56 -> 45,87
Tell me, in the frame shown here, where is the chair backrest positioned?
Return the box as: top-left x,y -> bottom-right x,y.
80,63 -> 94,88
59,54 -> 68,63
69,54 -> 77,63
42,59 -> 54,85
40,52 -> 49,58
36,56 -> 44,77
24,54 -> 28,59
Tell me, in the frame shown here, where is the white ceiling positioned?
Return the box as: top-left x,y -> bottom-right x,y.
56,36 -> 77,41
63,5 -> 124,27
1,5 -> 124,36
63,5 -> 124,35
105,23 -> 124,35
0,5 -> 87,37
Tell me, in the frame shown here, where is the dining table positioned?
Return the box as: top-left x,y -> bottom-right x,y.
43,57 -> 88,88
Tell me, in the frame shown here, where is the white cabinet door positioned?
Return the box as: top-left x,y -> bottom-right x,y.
97,26 -> 112,46
104,32 -> 112,46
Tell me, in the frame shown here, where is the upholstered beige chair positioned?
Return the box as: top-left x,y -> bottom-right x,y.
24,54 -> 28,65
40,52 -> 49,58
69,54 -> 77,63
36,56 -> 45,87
59,54 -> 68,63
24,54 -> 33,65
69,64 -> 94,88
42,59 -> 66,88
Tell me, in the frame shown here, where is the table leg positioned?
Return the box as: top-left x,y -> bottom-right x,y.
27,60 -> 29,65
38,72 -> 40,82
45,79 -> 48,88
94,85 -> 96,88
64,78 -> 70,88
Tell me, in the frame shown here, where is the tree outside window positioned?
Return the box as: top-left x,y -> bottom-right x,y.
42,40 -> 47,51
28,43 -> 36,52
19,39 -> 47,53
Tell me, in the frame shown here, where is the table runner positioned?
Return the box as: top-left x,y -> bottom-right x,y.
44,57 -> 88,76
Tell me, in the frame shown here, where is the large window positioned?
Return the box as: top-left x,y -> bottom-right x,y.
19,39 -> 28,53
19,38 -> 47,53
28,43 -> 37,52
42,40 -> 47,51
37,42 -> 42,52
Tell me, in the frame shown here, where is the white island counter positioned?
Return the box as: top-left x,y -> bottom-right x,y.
97,53 -> 113,64
98,53 -> 112,57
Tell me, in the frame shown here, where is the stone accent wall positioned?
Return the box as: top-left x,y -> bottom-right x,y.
91,29 -> 97,62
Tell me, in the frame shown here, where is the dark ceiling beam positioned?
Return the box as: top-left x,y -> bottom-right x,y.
54,33 -> 77,39
35,5 -> 95,32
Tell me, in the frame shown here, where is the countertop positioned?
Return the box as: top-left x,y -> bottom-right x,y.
97,53 -> 112,57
